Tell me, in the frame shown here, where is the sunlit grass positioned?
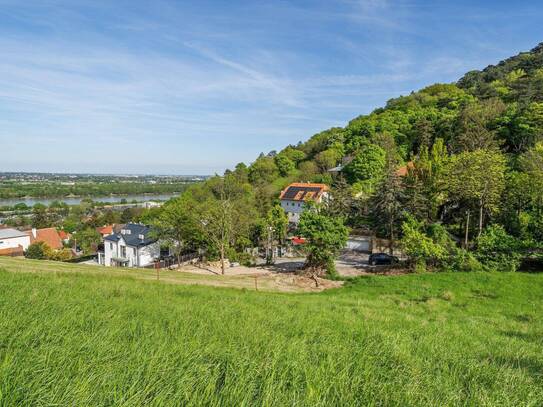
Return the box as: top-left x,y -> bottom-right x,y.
0,259 -> 542,405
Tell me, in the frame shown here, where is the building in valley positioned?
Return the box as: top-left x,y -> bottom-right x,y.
100,223 -> 160,267
279,182 -> 330,224
0,228 -> 31,256
28,227 -> 64,250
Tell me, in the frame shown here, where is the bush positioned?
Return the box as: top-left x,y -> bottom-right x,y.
476,225 -> 522,272
400,217 -> 448,269
445,249 -> 484,273
226,248 -> 255,267
25,241 -> 51,260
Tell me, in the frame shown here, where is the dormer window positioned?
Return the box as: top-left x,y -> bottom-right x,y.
121,229 -> 131,235
138,234 -> 145,240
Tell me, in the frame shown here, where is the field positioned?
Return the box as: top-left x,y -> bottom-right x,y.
0,258 -> 542,406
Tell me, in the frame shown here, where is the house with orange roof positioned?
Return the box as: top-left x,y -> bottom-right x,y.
396,161 -> 415,177
27,228 -> 64,250
58,230 -> 71,243
279,182 -> 330,224
96,225 -> 114,238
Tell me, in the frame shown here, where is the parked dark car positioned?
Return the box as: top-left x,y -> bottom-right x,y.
369,253 -> 399,266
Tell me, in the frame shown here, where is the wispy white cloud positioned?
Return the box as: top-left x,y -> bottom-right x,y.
1,0 -> 542,173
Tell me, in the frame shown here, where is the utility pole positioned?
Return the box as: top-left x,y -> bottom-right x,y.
266,226 -> 275,265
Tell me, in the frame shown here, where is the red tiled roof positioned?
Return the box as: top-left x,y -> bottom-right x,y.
279,183 -> 329,201
96,225 -> 114,236
58,230 -> 71,240
28,228 -> 63,250
396,161 -> 415,177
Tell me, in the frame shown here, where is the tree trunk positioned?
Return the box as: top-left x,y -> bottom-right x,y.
389,218 -> 394,255
177,252 -> 182,269
220,243 -> 225,275
464,210 -> 470,249
478,200 -> 484,238
310,268 -> 319,288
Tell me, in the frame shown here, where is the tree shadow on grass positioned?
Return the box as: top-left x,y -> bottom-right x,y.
500,329 -> 542,344
488,355 -> 543,380
262,261 -> 306,274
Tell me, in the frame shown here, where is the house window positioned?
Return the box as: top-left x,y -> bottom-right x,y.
109,243 -> 113,250
133,248 -> 136,256
121,246 -> 126,258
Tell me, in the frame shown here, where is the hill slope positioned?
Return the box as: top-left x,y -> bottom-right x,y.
0,260 -> 542,405
244,42 -> 543,192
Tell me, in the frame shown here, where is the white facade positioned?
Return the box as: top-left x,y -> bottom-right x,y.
346,236 -> 371,253
103,236 -> 160,267
280,200 -> 306,224
280,191 -> 329,224
0,229 -> 31,251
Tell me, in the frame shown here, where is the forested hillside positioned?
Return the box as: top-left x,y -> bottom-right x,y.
168,43 -> 543,273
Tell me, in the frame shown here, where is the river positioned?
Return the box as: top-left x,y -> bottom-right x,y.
0,193 -> 179,208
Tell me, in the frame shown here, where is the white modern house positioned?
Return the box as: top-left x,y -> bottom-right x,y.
0,228 -> 31,256
99,223 -> 160,267
279,183 -> 330,224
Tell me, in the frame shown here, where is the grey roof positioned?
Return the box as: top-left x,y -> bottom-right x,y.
0,228 -> 29,239
104,223 -> 157,247
328,165 -> 344,173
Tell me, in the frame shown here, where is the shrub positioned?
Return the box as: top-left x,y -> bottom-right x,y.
476,225 -> 522,272
25,241 -> 52,260
400,217 -> 448,269
446,249 -> 484,273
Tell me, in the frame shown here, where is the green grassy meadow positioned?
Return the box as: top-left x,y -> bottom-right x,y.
0,259 -> 542,406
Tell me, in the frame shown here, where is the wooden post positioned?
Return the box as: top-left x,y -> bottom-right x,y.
254,275 -> 258,291
464,210 -> 470,249
155,261 -> 160,281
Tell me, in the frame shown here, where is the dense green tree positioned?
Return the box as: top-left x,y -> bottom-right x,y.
446,149 -> 506,240
343,143 -> 386,186
452,99 -> 505,152
314,148 -> 342,173
249,156 -> 279,184
263,205 -> 289,264
297,209 -> 348,283
274,155 -> 295,177
31,204 -> 51,229
370,169 -> 405,254
72,228 -> 101,255
152,197 -> 201,268
280,146 -> 307,163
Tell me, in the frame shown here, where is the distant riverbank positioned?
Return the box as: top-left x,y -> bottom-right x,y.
0,193 -> 179,208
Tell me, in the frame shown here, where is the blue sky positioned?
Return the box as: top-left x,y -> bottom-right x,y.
1,0 -> 542,174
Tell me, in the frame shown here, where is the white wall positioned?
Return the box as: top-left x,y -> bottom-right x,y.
0,235 -> 30,251
280,192 -> 329,224
346,236 -> 371,252
104,239 -> 118,266
103,237 -> 159,267
281,200 -> 305,224
137,242 -> 160,267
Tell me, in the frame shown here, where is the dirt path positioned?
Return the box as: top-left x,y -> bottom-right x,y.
0,257 -> 342,293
